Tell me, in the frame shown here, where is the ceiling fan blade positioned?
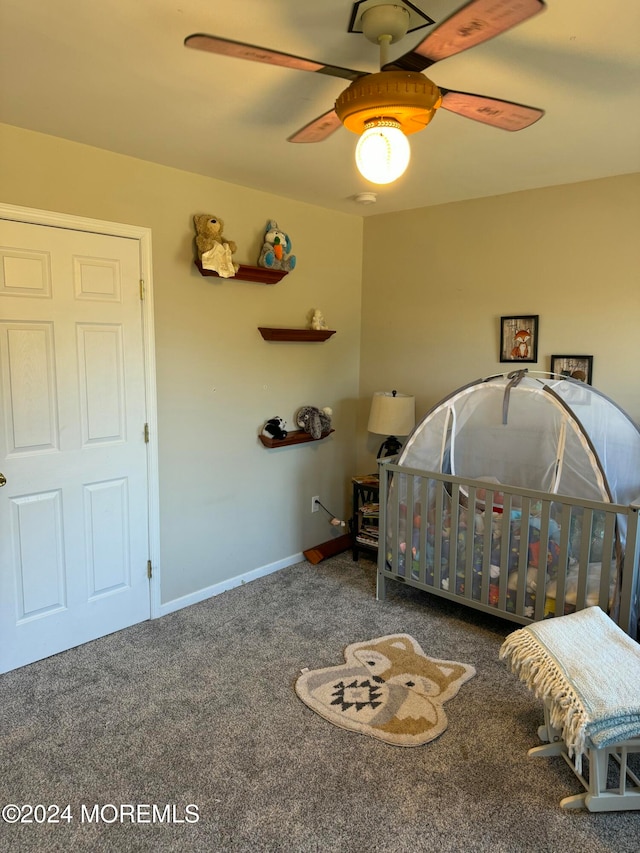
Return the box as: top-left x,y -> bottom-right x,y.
185,34 -> 366,82
288,110 -> 343,143
439,89 -> 544,130
383,0 -> 546,72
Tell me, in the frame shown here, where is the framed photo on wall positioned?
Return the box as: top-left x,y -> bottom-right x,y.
500,315 -> 539,363
550,354 -> 593,384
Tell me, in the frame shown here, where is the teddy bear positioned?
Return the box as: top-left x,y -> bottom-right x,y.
258,220 -> 296,271
310,309 -> 328,330
262,416 -> 288,441
193,214 -> 239,278
295,406 -> 332,440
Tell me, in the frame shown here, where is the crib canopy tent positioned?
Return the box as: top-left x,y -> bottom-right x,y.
399,372 -> 640,507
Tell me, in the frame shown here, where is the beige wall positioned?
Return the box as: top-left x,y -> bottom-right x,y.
0,123 -> 364,605
3,121 -> 638,607
358,174 -> 640,473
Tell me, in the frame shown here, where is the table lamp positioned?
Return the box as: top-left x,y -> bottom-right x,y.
368,390 -> 415,458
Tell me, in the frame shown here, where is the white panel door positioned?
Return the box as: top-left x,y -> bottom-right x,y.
0,219 -> 151,672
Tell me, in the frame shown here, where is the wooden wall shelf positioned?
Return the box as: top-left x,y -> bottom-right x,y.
258,328 -> 336,342
195,260 -> 287,285
259,429 -> 334,448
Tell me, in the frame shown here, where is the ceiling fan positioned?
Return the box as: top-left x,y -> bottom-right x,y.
185,0 -> 546,184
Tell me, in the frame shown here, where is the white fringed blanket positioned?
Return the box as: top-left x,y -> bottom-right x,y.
500,606 -> 640,770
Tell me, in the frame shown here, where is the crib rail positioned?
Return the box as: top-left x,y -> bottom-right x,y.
377,461 -> 640,637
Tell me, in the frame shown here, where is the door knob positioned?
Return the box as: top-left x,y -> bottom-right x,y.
0,473 -> 6,487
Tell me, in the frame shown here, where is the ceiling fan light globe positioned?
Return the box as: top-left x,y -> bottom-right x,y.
355,123 -> 410,184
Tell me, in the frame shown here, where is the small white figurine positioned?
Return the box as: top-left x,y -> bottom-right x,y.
311,309 -> 328,331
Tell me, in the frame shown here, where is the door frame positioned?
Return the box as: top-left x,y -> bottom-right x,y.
0,202 -> 161,619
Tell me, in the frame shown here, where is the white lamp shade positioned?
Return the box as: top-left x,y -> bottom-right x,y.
355,124 -> 410,185
368,391 -> 415,436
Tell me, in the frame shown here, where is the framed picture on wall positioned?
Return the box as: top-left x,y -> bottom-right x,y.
550,354 -> 593,384
500,315 -> 539,363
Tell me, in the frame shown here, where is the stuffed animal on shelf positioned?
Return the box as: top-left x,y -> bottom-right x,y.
262,416 -> 288,441
296,406 -> 332,440
258,220 -> 296,271
310,309 -> 328,330
193,214 -> 239,278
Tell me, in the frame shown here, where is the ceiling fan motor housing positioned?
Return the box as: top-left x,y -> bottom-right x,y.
335,70 -> 442,136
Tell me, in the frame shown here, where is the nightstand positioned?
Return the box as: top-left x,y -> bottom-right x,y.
352,474 -> 379,561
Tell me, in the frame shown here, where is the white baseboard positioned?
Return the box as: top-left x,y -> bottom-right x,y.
156,552 -> 304,618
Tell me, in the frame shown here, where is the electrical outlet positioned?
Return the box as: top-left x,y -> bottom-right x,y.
311,495 -> 320,513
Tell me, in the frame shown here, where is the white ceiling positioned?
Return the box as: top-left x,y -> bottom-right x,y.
1,0 -> 639,216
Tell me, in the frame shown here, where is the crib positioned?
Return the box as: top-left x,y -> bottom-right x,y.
376,460 -> 640,638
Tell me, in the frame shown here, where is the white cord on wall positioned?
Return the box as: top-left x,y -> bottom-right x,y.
314,499 -> 346,527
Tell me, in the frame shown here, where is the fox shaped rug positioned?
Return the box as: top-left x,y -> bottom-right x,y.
295,634 -> 475,746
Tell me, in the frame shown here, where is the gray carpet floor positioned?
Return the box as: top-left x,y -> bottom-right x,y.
1,554 -> 638,852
